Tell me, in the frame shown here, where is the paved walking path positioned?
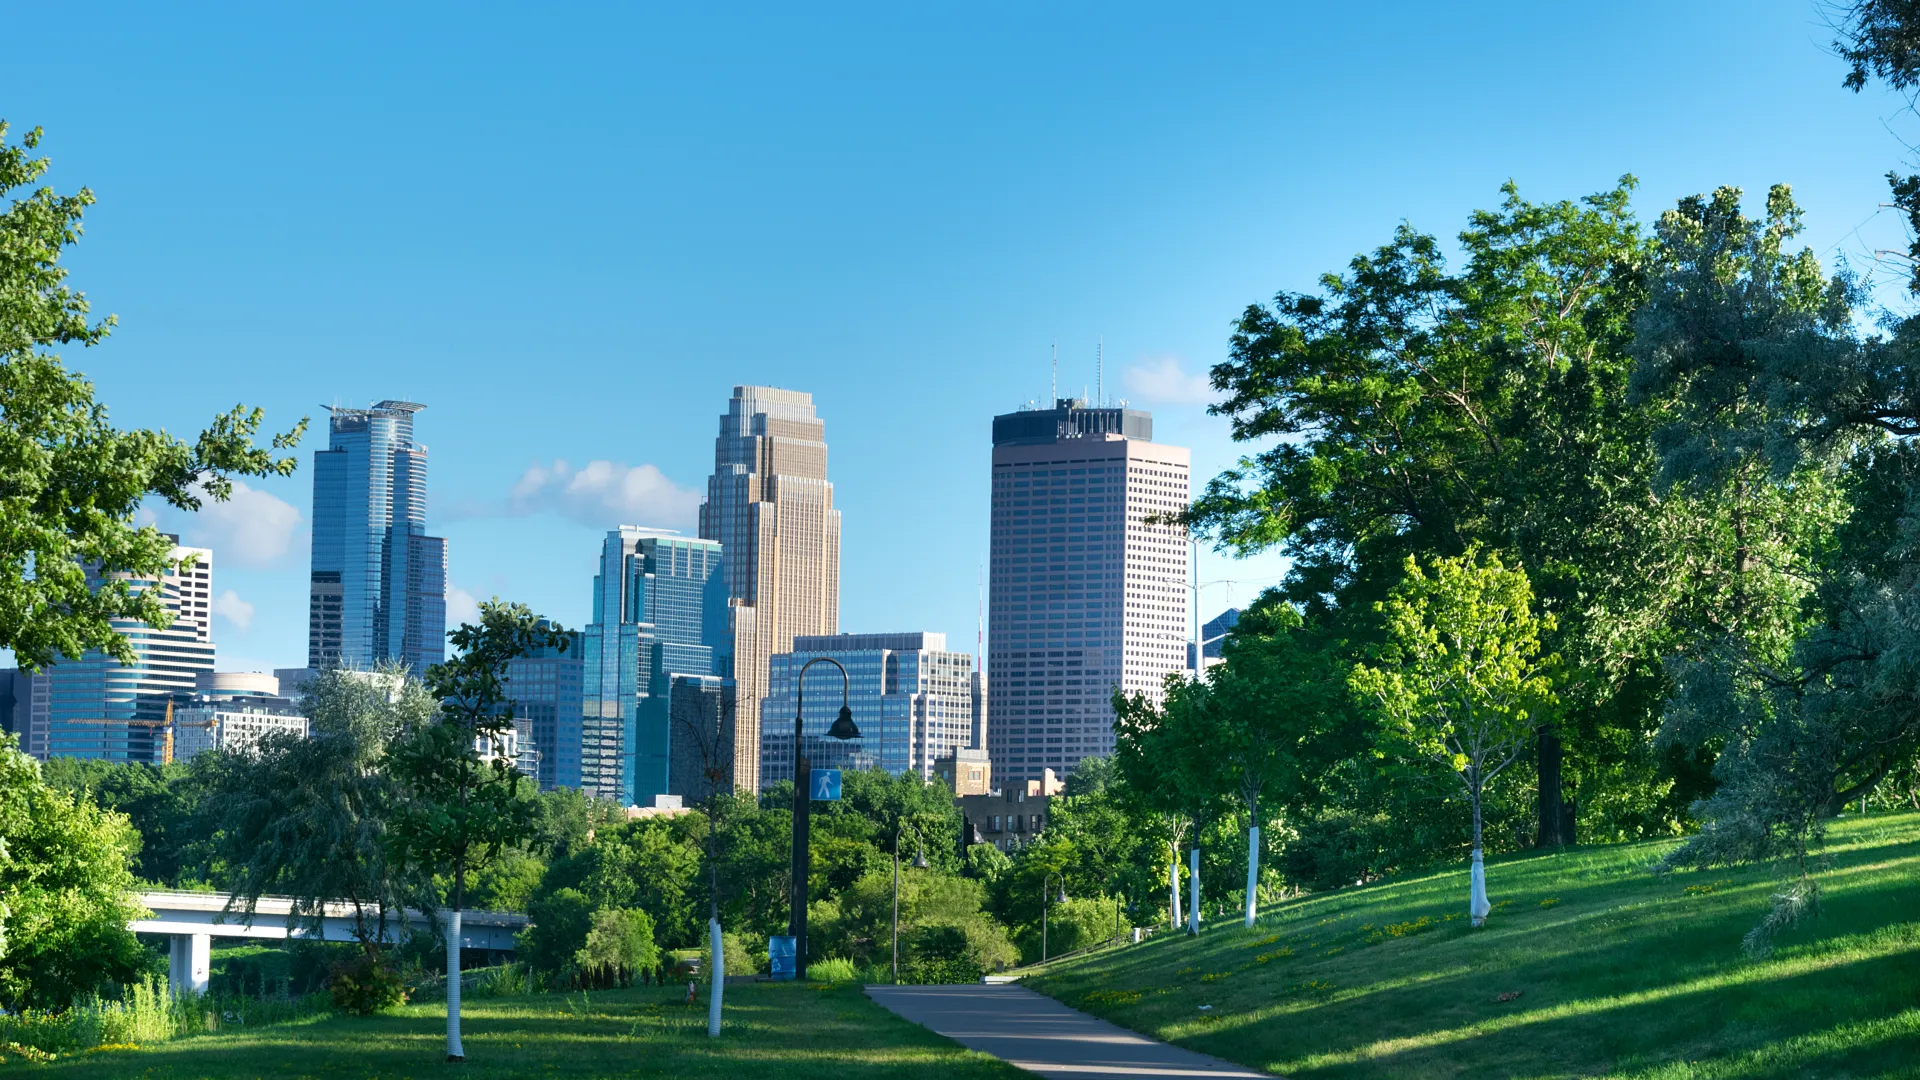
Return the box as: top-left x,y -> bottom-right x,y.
866,983 -> 1273,1079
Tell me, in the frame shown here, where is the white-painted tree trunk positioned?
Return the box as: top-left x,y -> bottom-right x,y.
707,918 -> 725,1037
446,909 -> 464,1061
1469,848 -> 1491,927
1244,826 -> 1260,927
1169,843 -> 1183,929
1188,846 -> 1201,935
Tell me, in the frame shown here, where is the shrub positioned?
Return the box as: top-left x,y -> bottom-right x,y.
327,953 -> 406,1015
806,957 -> 859,983
574,907 -> 658,984
901,955 -> 981,984
1278,810 -> 1394,892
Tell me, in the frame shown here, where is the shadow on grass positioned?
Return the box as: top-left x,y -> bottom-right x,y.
37,985 -> 1025,1080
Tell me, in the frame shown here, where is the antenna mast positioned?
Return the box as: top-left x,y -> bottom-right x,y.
1098,336 -> 1104,405
1051,340 -> 1058,405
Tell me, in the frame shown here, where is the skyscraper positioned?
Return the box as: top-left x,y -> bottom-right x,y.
758,632 -> 975,787
985,398 -> 1190,784
699,387 -> 841,793
504,621 -> 584,792
579,528 -> 730,805
21,538 -> 217,761
307,400 -> 447,673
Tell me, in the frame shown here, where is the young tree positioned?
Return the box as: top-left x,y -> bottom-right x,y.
1350,551 -> 1557,926
1207,602 -> 1360,925
388,601 -> 566,1063
1113,679 -> 1228,933
1,120 -> 303,672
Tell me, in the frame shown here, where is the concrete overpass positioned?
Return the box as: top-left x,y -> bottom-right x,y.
133,891 -> 528,994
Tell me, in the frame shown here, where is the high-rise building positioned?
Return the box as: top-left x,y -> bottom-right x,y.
699,386 -> 841,793
307,400 -> 446,673
504,621 -> 584,792
173,675 -> 307,760
666,674 -> 734,801
579,528 -> 730,805
985,398 -> 1190,784
758,632 -> 974,787
21,539 -> 217,761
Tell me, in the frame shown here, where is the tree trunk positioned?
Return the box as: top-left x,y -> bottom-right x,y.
447,860 -> 465,1062
1187,846 -> 1201,935
707,918 -> 725,1037
1244,825 -> 1261,928
1536,729 -> 1568,848
1169,841 -> 1182,929
1469,780 -> 1491,928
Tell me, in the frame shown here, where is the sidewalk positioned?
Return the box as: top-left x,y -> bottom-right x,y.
866,983 -> 1274,1079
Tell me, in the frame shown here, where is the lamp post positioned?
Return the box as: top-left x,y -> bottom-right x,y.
791,657 -> 860,973
891,821 -> 929,984
1041,872 -> 1067,962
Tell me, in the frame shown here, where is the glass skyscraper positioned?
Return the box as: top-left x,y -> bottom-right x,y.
504,620 -> 584,792
986,398 -> 1190,784
19,538 -> 216,761
307,400 -> 446,673
757,633 -> 974,787
580,528 -> 730,805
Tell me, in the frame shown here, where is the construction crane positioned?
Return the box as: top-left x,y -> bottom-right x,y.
89,701 -> 215,765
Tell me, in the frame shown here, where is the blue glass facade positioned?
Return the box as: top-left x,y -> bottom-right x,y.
23,540 -> 216,762
307,400 -> 446,673
505,621 -> 585,791
580,528 -> 730,804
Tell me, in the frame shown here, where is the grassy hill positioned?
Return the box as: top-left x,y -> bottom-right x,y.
28,982 -> 1024,1079
1029,811 -> 1920,1079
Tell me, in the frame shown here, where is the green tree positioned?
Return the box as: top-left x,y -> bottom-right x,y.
0,120 -> 303,672
575,907 -> 659,985
0,735 -> 152,1008
1183,180 -> 1716,849
204,665 -> 432,951
387,600 -> 565,1063
1350,551 -> 1557,926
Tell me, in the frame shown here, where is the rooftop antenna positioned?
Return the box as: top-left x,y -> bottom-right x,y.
1098,336 -> 1104,405
1051,340 -> 1058,405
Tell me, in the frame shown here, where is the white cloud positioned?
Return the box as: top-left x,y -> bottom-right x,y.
447,585 -> 482,629
1122,356 -> 1214,406
212,589 -> 256,632
146,479 -> 303,567
506,459 -> 701,530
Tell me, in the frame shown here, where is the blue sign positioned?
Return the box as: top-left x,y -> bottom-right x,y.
769,935 -> 796,980
811,768 -> 842,801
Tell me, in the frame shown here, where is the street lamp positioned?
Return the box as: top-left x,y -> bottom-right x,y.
1041,872 -> 1067,963
790,657 -> 859,971
891,821 -> 930,984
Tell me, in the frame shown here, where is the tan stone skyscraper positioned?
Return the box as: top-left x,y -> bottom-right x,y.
699,386 -> 841,792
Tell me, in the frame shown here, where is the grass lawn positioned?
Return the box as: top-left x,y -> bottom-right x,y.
30,982 -> 1024,1079
1030,810 -> 1920,1079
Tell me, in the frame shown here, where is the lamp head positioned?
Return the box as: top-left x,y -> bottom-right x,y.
826,704 -> 861,740
913,845 -> 929,870
1056,883 -> 1068,903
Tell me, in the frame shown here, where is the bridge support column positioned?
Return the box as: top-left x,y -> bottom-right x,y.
169,933 -> 210,996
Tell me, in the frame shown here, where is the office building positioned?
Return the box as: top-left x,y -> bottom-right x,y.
957,771 -> 1061,852
700,386 -> 841,794
21,539 -> 217,761
173,676 -> 308,759
666,674 -> 734,801
307,400 -> 447,673
504,621 -> 584,791
0,669 -> 22,738
580,528 -> 730,805
985,398 -> 1190,784
758,632 -> 974,787
936,747 -> 993,796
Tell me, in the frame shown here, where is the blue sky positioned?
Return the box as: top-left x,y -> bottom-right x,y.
5,1 -> 1914,673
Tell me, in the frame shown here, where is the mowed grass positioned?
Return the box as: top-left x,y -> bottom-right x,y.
1031,811 -> 1920,1079
31,982 -> 1024,1080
